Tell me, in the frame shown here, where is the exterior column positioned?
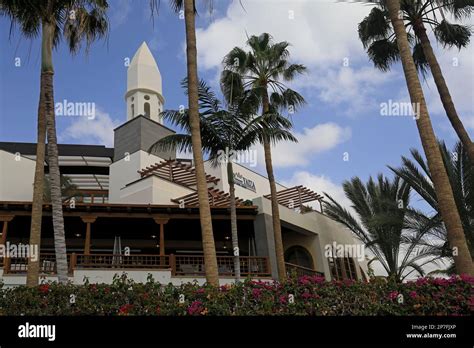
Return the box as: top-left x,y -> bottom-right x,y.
0,215 -> 14,246
81,216 -> 97,255
0,215 -> 14,273
153,218 -> 169,265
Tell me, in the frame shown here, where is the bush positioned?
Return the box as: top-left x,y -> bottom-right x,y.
0,274 -> 472,316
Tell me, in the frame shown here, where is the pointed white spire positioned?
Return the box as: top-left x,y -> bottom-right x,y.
127,41 -> 162,96
125,42 -> 165,123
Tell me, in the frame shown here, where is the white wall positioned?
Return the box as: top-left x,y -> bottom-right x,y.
204,161 -> 287,201
253,196 -> 366,279
109,150 -> 164,203
0,269 -> 272,287
115,175 -> 193,205
0,150 -> 35,201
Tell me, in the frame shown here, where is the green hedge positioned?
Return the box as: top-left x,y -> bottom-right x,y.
0,274 -> 472,315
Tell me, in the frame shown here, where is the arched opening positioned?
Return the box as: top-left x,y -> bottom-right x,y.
144,102 -> 150,117
285,246 -> 314,269
131,103 -> 135,117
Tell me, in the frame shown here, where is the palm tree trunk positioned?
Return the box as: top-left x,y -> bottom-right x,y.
183,0 -> 219,286
387,0 -> 473,275
227,161 -> 241,282
41,21 -> 69,284
262,91 -> 287,282
26,25 -> 49,286
413,20 -> 474,162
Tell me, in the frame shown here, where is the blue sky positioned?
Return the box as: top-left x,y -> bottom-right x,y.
1,0 -> 473,212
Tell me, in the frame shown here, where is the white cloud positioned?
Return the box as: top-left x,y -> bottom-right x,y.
254,122 -> 351,169
282,170 -> 351,212
59,108 -> 120,147
195,0 -> 388,114
196,0 -> 373,69
110,0 -> 132,29
423,43 -> 474,131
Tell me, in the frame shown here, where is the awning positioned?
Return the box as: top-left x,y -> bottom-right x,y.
138,159 -> 219,188
172,188 -> 244,207
263,185 -> 323,210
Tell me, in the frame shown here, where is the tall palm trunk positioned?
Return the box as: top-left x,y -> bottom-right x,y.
387,0 -> 473,275
262,90 -> 286,281
413,20 -> 474,162
183,0 -> 219,286
26,24 -> 49,286
227,161 -> 241,281
42,20 -> 69,284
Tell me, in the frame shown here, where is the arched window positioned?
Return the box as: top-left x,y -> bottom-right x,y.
285,246 -> 313,269
131,103 -> 135,117
144,102 -> 150,117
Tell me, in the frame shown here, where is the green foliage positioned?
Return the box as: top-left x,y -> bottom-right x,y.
0,274 -> 471,316
390,141 -> 474,267
0,0 -> 109,55
324,174 -> 444,282
358,0 -> 473,75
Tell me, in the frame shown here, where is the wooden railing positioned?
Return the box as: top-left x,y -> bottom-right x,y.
285,262 -> 324,278
65,189 -> 109,204
1,253 -> 271,278
172,255 -> 270,277
2,253 -> 70,275
74,254 -> 170,270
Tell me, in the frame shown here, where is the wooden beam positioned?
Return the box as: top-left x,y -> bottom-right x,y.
81,216 -> 96,255
1,220 -> 9,246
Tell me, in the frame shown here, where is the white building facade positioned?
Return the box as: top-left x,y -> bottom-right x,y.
0,43 -> 368,286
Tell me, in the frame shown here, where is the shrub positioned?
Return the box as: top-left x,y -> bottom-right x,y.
0,274 -> 471,316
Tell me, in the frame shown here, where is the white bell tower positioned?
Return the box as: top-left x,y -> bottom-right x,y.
125,42 -> 164,123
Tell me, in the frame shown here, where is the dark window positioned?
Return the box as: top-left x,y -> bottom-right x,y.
327,249 -> 357,280
144,102 -> 150,117
285,246 -> 313,269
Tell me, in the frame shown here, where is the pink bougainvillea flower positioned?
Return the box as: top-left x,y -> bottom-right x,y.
187,300 -> 204,315
38,284 -> 49,294
409,291 -> 418,299
252,288 -> 262,299
388,291 -> 398,300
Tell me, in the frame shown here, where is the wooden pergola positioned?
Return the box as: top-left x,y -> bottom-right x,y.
138,159 -> 220,187
263,185 -> 324,211
171,188 -> 244,207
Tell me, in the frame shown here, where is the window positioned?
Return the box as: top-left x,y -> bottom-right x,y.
144,102 -> 150,117
328,255 -> 358,281
328,255 -> 344,280
285,246 -> 313,269
344,257 -> 357,280
131,103 -> 135,117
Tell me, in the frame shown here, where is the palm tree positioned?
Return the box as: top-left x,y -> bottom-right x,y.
359,0 -> 474,161
390,141 -> 474,262
386,0 -> 472,275
150,79 -> 297,282
221,33 -> 306,281
43,175 -> 81,203
1,0 -> 109,285
324,175 -> 443,282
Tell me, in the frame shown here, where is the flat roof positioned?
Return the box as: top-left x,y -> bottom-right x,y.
0,141 -> 114,158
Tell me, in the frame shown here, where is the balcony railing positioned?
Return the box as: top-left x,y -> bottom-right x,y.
285,262 -> 324,278
172,255 -> 270,277
1,253 -> 71,275
1,253 -> 271,278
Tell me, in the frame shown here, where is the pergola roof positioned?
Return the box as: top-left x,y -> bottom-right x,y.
171,188 -> 244,207
138,159 -> 220,187
263,185 -> 323,209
